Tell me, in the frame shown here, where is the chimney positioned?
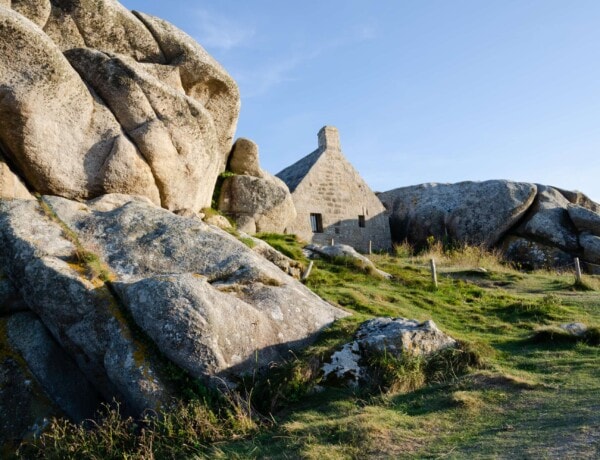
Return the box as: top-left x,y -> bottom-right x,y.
317,126 -> 341,151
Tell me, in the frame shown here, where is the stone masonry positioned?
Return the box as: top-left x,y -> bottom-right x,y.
277,127 -> 391,252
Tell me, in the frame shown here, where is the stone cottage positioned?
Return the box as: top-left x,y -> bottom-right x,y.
277,126 -> 391,252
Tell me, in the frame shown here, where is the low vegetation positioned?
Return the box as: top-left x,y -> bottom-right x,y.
14,239 -> 600,459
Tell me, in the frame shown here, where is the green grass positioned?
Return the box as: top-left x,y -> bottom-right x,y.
255,233 -> 307,261
15,238 -> 600,459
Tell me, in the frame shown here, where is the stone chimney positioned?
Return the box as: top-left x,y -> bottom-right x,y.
317,126 -> 341,151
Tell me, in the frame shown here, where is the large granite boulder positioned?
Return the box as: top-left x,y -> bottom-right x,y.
514,185 -> 580,252
0,0 -> 240,212
381,180 -> 600,272
0,199 -> 173,415
567,204 -> 600,236
218,174 -> 297,234
218,139 -> 297,234
0,196 -> 347,417
227,137 -> 263,178
379,181 -> 537,249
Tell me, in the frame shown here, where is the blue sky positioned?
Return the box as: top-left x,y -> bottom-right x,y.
122,1 -> 600,201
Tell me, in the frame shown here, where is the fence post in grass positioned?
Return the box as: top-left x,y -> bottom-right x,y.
301,261 -> 314,281
368,240 -> 372,255
574,257 -> 582,284
430,258 -> 438,289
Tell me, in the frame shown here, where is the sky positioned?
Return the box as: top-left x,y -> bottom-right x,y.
122,0 -> 600,201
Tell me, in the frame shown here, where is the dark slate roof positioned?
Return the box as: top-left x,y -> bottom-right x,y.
276,148 -> 325,192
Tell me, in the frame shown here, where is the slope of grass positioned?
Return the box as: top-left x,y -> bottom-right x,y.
15,239 -> 600,459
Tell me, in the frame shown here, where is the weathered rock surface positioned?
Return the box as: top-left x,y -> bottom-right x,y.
6,312 -> 102,422
0,275 -> 28,314
219,174 -> 297,234
204,213 -> 233,230
580,233 -> 600,265
218,138 -> 297,234
113,274 -> 285,382
306,243 -> 392,279
0,0 -> 240,212
515,185 -> 579,252
0,196 -> 347,404
502,236 -> 574,270
322,318 -> 457,386
379,181 -> 537,248
0,199 -> 172,415
228,138 -> 263,178
567,204 -> 600,236
0,156 -> 33,200
556,188 -> 600,214
0,328 -> 60,447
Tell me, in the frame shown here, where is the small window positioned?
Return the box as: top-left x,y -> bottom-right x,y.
358,215 -> 366,228
310,213 -> 323,233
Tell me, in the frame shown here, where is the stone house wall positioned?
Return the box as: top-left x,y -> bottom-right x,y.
278,127 -> 391,252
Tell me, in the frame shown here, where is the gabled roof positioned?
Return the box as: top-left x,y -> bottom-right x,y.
276,147 -> 325,193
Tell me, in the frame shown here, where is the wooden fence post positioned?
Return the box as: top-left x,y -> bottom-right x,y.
430,258 -> 438,289
368,240 -> 372,255
574,257 -> 582,284
301,261 -> 314,281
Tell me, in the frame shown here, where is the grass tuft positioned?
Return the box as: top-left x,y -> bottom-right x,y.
366,341 -> 488,395
17,394 -> 258,459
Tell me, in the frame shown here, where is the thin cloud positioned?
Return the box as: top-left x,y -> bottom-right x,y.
238,24 -> 377,98
238,52 -> 317,98
192,9 -> 255,51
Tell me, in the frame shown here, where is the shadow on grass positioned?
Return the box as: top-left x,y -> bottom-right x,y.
388,384 -> 456,416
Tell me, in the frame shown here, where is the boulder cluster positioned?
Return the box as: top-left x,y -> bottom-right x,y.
1,0 -> 599,449
0,0 -> 336,445
217,138 -> 297,234
380,181 -> 600,272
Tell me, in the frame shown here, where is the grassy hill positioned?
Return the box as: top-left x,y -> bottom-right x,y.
17,237 -> 600,459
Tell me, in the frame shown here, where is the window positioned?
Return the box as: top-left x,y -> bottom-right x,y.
358,215 -> 366,228
310,213 -> 323,233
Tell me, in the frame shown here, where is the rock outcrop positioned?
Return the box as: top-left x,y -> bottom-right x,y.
514,185 -> 579,252
0,2 -> 346,443
322,318 -> 457,387
0,195 -> 347,430
379,181 -> 537,249
0,0 -> 240,212
381,180 -> 600,271
218,138 -> 297,234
